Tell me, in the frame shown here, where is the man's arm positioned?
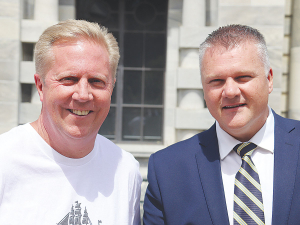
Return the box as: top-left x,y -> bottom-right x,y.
143,154 -> 165,225
131,169 -> 142,225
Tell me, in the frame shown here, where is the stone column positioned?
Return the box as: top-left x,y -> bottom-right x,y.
177,0 -> 207,141
0,0 -> 21,134
34,0 -> 58,21
182,0 -> 206,27
289,0 -> 300,119
179,0 -> 206,111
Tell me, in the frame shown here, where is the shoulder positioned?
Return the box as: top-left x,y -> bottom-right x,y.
152,124 -> 216,161
273,111 -> 300,132
0,124 -> 32,152
95,134 -> 140,172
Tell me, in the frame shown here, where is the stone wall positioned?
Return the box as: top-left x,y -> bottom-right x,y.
0,0 -> 20,134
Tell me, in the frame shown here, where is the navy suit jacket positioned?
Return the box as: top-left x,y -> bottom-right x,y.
143,112 -> 300,225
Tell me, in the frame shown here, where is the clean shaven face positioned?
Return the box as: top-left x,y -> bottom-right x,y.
201,42 -> 273,142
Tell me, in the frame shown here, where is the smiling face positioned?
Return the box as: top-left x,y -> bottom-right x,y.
201,42 -> 273,142
35,38 -> 115,145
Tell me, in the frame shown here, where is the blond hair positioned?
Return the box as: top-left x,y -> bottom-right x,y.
34,19 -> 120,80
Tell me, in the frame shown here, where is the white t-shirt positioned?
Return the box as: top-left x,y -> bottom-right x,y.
0,123 -> 142,225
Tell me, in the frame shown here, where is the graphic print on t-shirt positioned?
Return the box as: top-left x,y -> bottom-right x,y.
57,201 -> 102,225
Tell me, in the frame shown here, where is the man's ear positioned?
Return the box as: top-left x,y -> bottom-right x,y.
267,68 -> 273,94
34,74 -> 44,102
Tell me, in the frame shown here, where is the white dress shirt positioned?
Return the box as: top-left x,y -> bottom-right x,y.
217,107 -> 274,225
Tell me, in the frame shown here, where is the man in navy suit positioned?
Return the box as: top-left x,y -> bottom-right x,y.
143,24 -> 300,225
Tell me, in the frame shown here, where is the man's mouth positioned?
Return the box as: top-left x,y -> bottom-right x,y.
223,103 -> 246,109
68,109 -> 91,116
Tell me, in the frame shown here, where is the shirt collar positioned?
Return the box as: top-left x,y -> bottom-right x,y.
217,106 -> 274,160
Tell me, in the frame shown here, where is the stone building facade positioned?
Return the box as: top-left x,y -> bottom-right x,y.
0,0 -> 299,217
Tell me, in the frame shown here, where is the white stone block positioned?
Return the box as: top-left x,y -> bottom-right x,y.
269,88 -> 281,114
168,10 -> 182,23
281,74 -> 288,92
176,129 -> 202,141
178,89 -> 204,109
116,143 -> 164,157
20,61 -> 35,83
21,20 -> 58,43
268,47 -> 284,71
163,123 -> 176,146
168,0 -> 183,10
285,0 -> 292,15
0,40 -> 19,61
164,70 -> 177,107
0,81 -> 18,102
177,68 -> 202,89
219,6 -> 285,26
0,0 -> 20,17
281,92 -> 288,112
282,55 -> 289,74
219,0 -> 250,5
59,5 -> 75,21
182,0 -> 206,27
175,108 -> 215,130
253,26 -> 284,47
180,48 -> 199,68
0,61 -> 19,81
140,181 -> 148,202
283,36 -> 290,55
0,18 -> 19,39
166,25 -> 180,69
271,67 -> 282,89
34,0 -> 58,21
251,0 -> 285,6
135,157 -> 149,180
0,121 -> 17,134
31,85 -> 40,103
0,102 -> 18,125
19,102 -> 42,124
284,17 -> 291,35
179,26 -> 218,48
289,47 -> 300,119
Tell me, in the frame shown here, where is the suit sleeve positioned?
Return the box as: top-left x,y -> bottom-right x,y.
143,154 -> 165,225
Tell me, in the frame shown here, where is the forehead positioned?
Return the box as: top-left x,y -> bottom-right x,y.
43,38 -> 111,80
204,41 -> 259,59
50,38 -> 110,67
52,37 -> 107,53
201,42 -> 263,76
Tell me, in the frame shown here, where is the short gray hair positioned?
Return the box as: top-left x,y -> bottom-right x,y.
34,19 -> 120,80
199,24 -> 270,75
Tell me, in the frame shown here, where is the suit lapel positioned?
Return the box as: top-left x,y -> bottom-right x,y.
195,124 -> 230,225
272,113 -> 300,225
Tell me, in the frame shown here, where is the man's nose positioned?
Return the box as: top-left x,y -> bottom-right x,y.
72,79 -> 93,102
222,78 -> 241,98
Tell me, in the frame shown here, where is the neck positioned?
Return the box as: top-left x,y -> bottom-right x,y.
31,116 -> 96,159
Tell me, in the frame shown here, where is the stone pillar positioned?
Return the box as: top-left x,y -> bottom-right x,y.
289,0 -> 300,119
182,0 -> 206,27
0,0 -> 21,134
179,0 -> 206,110
34,0 -> 58,21
176,0 -> 207,141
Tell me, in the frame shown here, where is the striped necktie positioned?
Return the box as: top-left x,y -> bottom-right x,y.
233,142 -> 265,225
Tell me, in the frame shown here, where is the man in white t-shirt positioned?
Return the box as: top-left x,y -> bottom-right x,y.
0,19 -> 142,224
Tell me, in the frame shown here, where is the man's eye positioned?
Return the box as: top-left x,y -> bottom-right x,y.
209,79 -> 224,85
237,76 -> 251,82
89,79 -> 105,87
60,77 -> 78,85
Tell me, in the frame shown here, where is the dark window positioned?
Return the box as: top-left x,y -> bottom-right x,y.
77,0 -> 168,143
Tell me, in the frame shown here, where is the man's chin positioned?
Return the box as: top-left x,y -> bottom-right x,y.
63,127 -> 96,140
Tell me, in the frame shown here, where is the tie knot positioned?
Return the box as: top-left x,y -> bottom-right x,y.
233,142 -> 257,157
